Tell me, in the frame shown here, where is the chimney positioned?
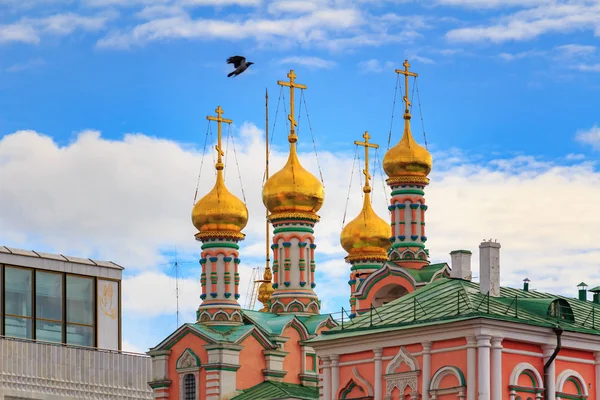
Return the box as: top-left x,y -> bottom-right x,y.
590,287 -> 600,304
523,278 -> 530,292
450,250 -> 472,281
577,282 -> 588,301
479,239 -> 501,297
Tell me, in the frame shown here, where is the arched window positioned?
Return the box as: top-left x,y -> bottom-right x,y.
184,374 -> 196,400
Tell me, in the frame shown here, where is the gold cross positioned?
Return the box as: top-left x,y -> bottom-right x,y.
395,60 -> 418,113
277,70 -> 307,141
206,105 -> 232,168
354,131 -> 379,187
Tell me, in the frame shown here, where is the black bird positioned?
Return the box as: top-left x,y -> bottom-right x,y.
227,56 -> 254,77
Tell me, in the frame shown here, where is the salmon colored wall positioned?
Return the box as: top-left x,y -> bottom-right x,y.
282,326 -> 302,384
167,333 -> 209,400
362,274 -> 415,306
431,337 -> 466,350
340,351 -> 373,363
502,340 -> 542,353
502,351 -> 544,400
237,334 -> 267,390
558,348 -> 595,361
556,359 -> 595,399
337,362 -> 375,398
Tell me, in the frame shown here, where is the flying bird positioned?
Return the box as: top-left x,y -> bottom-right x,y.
227,56 -> 254,77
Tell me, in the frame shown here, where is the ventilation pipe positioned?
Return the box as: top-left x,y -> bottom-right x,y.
578,282 -> 588,301
523,278 -> 530,292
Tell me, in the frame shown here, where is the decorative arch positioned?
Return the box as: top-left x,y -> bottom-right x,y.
556,369 -> 588,398
429,366 -> 466,399
281,317 -> 310,341
508,362 -> 544,400
176,349 -> 201,400
287,301 -> 305,313
213,311 -> 229,321
337,367 -> 374,399
386,346 -> 419,374
384,347 -> 420,400
271,302 -> 284,314
354,265 -> 416,300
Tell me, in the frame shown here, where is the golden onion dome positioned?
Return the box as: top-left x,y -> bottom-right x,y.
340,187 -> 391,263
192,167 -> 248,240
257,266 -> 274,312
383,116 -> 432,183
262,139 -> 324,220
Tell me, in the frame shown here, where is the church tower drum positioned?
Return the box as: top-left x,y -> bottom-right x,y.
262,70 -> 324,315
383,60 -> 432,269
191,106 -> 248,324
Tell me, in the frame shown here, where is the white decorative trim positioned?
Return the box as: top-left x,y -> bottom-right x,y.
386,346 -> 419,374
503,349 -> 544,358
384,370 -> 420,400
509,362 -> 543,388
556,356 -> 595,365
556,369 -> 589,396
430,366 -> 465,389
338,367 -> 374,398
178,371 -> 200,400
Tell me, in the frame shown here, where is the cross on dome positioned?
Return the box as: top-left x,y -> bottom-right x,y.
277,69 -> 307,143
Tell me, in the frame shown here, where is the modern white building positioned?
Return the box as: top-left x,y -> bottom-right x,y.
0,245 -> 152,400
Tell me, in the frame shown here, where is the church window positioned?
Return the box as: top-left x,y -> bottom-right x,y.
184,374 -> 196,400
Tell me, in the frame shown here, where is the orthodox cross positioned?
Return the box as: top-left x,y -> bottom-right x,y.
277,70 -> 307,141
354,131 -> 379,189
395,60 -> 418,114
206,105 -> 232,169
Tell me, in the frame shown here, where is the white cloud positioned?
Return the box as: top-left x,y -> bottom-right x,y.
357,58 -> 394,73
2,124 -> 600,347
446,1 -> 600,43
498,50 -> 546,61
576,125 -> 600,150
267,0 -> 318,14
554,43 -> 596,57
572,63 -> 600,72
179,0 -> 261,6
0,12 -> 112,45
5,57 -> 46,72
134,4 -> 186,19
279,56 -> 336,69
409,54 -> 435,64
435,0 -> 551,8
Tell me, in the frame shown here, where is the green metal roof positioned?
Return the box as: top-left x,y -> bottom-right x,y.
309,278 -> 600,343
242,310 -> 297,336
187,323 -> 255,343
403,262 -> 448,284
297,314 -> 334,335
231,381 -> 319,400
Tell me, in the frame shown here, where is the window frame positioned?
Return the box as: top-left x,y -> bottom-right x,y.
65,273 -> 97,348
3,265 -> 34,340
35,269 -> 64,343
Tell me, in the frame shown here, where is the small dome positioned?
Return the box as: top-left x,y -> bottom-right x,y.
262,140 -> 324,220
383,117 -> 432,183
340,188 -> 391,263
192,169 -> 248,240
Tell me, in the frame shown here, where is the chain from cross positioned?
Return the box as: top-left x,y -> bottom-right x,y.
354,131 -> 379,188
395,60 -> 418,113
277,70 -> 307,140
206,105 -> 232,167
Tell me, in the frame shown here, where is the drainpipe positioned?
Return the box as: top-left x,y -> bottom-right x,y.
543,327 -> 563,400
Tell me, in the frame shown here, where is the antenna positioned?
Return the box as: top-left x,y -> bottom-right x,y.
160,248 -> 195,328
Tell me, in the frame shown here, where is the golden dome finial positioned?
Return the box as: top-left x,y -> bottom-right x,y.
383,60 -> 432,185
257,265 -> 274,312
262,70 -> 324,221
192,106 -> 248,240
340,132 -> 391,263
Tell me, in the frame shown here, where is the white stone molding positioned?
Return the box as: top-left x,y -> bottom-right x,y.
386,346 -> 420,374
337,367 -> 374,399
428,366 -> 466,400
556,369 -> 588,397
466,336 -> 476,400
422,342 -> 432,400
374,348 -> 383,400
321,356 -> 332,400
542,345 -> 557,400
384,371 -> 419,400
491,337 -> 503,400
176,349 -> 201,400
476,335 -> 492,400
509,362 -> 543,388
331,355 -> 340,400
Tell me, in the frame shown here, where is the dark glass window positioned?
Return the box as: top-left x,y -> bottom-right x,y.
184,374 -> 196,400
4,267 -> 33,339
36,271 -> 63,343
66,275 -> 94,346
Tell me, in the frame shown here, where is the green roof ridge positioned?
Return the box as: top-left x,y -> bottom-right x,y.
231,380 -> 318,400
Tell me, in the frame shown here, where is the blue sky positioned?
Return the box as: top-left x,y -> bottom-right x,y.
1,0 -> 600,353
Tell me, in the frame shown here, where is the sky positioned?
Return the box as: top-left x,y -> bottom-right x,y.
1,0 -> 600,354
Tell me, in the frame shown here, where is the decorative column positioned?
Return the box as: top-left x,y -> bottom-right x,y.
330,355 -> 340,400
374,348 -> 383,400
383,60 -> 432,270
321,356 -> 332,400
192,106 -> 247,325
543,345 -> 556,400
491,338 -> 503,400
422,342 -> 432,400
262,70 -> 324,315
467,336 -> 477,400
477,335 -> 491,400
